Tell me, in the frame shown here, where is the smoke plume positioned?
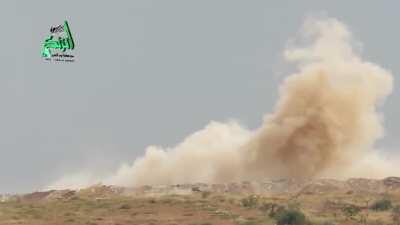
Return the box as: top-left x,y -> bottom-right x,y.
48,17 -> 398,189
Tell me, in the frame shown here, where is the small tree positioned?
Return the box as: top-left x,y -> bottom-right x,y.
342,204 -> 361,220
240,195 -> 259,208
370,199 -> 392,211
276,209 -> 307,225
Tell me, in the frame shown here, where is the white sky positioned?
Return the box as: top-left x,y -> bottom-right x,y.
0,1 -> 399,193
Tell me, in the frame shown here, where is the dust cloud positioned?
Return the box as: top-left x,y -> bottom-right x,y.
48,17 -> 398,190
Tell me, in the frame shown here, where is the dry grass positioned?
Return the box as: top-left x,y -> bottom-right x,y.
0,190 -> 399,225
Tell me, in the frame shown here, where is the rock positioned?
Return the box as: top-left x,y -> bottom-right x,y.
22,190 -> 55,201
46,190 -> 76,200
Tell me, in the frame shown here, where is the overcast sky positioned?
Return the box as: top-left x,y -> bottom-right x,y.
0,1 -> 399,193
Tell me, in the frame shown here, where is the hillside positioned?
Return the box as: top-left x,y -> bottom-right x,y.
1,177 -> 400,225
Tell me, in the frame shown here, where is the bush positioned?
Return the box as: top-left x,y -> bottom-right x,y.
370,199 -> 392,211
276,209 -> 307,225
119,203 -> 131,209
240,195 -> 259,208
341,204 -> 361,219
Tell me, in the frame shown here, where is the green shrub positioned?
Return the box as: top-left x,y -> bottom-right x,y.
276,209 -> 307,225
370,199 -> 392,211
341,204 -> 361,219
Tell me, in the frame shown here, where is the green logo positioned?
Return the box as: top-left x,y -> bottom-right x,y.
41,20 -> 75,61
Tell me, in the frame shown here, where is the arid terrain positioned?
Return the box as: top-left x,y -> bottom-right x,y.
1,177 -> 400,225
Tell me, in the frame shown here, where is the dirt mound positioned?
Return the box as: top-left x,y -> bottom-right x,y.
121,177 -> 400,196
22,190 -> 55,201
346,178 -> 385,193
259,179 -> 310,193
300,179 -> 347,194
5,177 -> 400,201
383,177 -> 400,190
79,184 -> 124,198
46,190 -> 76,200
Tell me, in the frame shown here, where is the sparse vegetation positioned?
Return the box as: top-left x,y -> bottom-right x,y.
275,209 -> 307,225
320,221 -> 335,225
241,195 -> 259,208
201,191 -> 211,199
269,205 -> 287,219
1,179 -> 400,225
370,199 -> 392,211
342,204 -> 361,220
259,202 -> 276,213
201,222 -> 213,225
393,205 -> 400,225
119,203 -> 131,209
368,219 -> 384,225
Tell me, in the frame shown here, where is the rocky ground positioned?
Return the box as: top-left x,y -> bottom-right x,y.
1,177 -> 400,225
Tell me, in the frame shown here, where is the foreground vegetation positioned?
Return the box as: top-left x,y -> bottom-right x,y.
1,186 -> 400,225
